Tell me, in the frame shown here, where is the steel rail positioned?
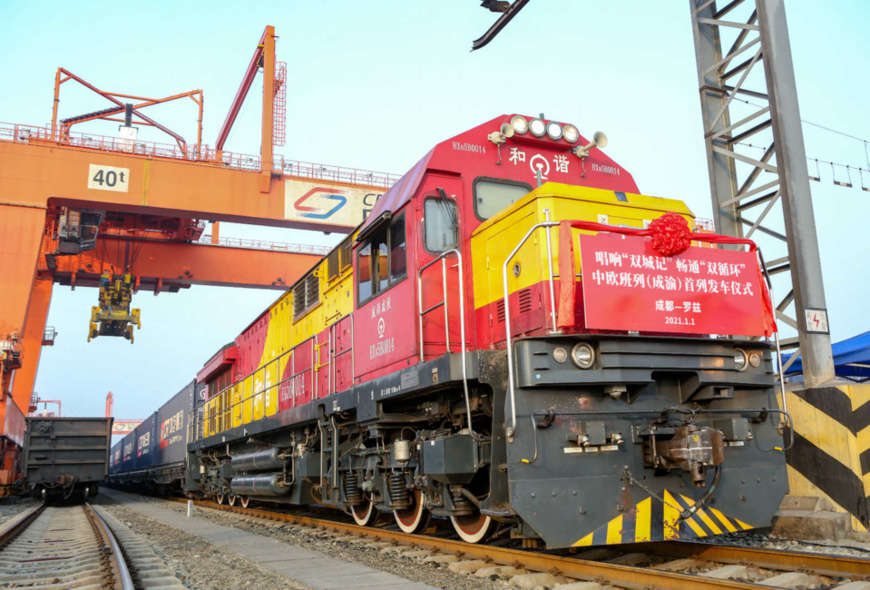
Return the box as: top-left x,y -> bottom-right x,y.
0,503 -> 134,590
0,503 -> 45,550
176,498 -> 774,590
86,502 -> 136,590
649,540 -> 870,579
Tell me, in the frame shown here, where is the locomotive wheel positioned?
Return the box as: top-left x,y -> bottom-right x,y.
393,491 -> 431,534
228,493 -> 237,506
216,493 -> 225,505
240,496 -> 250,509
450,512 -> 495,543
350,499 -> 379,526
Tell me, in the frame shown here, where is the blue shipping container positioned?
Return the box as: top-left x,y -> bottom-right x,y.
134,412 -> 157,471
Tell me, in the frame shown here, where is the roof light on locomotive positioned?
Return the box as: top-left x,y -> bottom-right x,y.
528,117 -> 546,137
509,115 -> 528,134
562,124 -> 579,143
490,115 -> 605,163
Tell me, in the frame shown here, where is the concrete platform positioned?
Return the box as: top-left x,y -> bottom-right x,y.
101,490 -> 437,590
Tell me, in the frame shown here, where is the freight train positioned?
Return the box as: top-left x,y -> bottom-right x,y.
109,114 -> 788,549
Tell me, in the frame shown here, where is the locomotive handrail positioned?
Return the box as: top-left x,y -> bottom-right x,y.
757,249 -> 789,423
543,210 -> 559,333
417,249 -> 480,461
502,221 -> 559,442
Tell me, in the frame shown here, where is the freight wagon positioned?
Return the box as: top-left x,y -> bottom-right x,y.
23,416 -> 112,502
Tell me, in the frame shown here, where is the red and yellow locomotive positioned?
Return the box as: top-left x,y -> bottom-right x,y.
191,115 -> 787,548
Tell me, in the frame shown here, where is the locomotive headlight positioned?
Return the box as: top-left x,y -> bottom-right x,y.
563,124 -> 579,143
546,121 -> 563,141
734,349 -> 748,371
571,343 -> 595,369
529,118 -> 546,137
511,115 -> 529,135
749,351 -> 762,368
553,346 -> 568,364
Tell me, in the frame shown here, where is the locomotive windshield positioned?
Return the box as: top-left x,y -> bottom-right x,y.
473,177 -> 532,220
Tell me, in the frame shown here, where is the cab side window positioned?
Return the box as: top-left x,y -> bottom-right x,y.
473,178 -> 532,220
424,198 -> 458,253
390,220 -> 407,282
357,214 -> 407,305
357,241 -> 373,302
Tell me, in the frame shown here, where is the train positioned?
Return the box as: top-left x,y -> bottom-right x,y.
108,114 -> 788,549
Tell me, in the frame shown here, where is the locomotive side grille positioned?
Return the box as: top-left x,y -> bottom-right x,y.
305,273 -> 319,303
518,288 -> 533,314
326,249 -> 339,279
496,300 -> 506,323
292,282 -> 306,317
293,272 -> 320,319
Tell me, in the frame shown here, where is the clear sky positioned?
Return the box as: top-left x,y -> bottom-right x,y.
1,1 -> 867,420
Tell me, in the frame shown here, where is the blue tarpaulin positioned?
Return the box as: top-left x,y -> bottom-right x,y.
783,331 -> 870,382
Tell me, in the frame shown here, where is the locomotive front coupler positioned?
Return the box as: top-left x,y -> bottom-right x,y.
642,423 -> 724,487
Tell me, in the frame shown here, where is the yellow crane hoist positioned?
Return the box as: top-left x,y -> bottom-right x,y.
88,271 -> 141,343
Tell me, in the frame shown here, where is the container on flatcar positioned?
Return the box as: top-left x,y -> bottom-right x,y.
134,412 -> 157,473
156,380 -> 204,494
120,430 -> 135,473
110,440 -> 122,475
157,380 -> 195,467
107,380 -> 204,494
23,417 -> 112,502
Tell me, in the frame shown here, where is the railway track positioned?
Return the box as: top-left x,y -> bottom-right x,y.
0,501 -> 186,590
176,497 -> 870,590
0,502 -> 133,589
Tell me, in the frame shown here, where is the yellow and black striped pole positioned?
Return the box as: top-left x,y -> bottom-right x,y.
783,383 -> 870,532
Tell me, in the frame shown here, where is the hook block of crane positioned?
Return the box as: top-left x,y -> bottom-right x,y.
0,26 -> 396,491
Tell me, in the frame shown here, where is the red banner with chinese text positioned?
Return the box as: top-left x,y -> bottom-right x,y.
579,233 -> 767,336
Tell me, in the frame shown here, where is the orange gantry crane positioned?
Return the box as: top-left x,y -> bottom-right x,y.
0,26 -> 395,492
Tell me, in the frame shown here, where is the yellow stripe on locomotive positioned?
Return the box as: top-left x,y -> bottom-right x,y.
202,233 -> 356,438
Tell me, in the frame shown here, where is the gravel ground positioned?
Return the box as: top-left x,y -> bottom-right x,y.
100,491 -> 511,590
92,494 -> 311,590
0,496 -> 39,527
